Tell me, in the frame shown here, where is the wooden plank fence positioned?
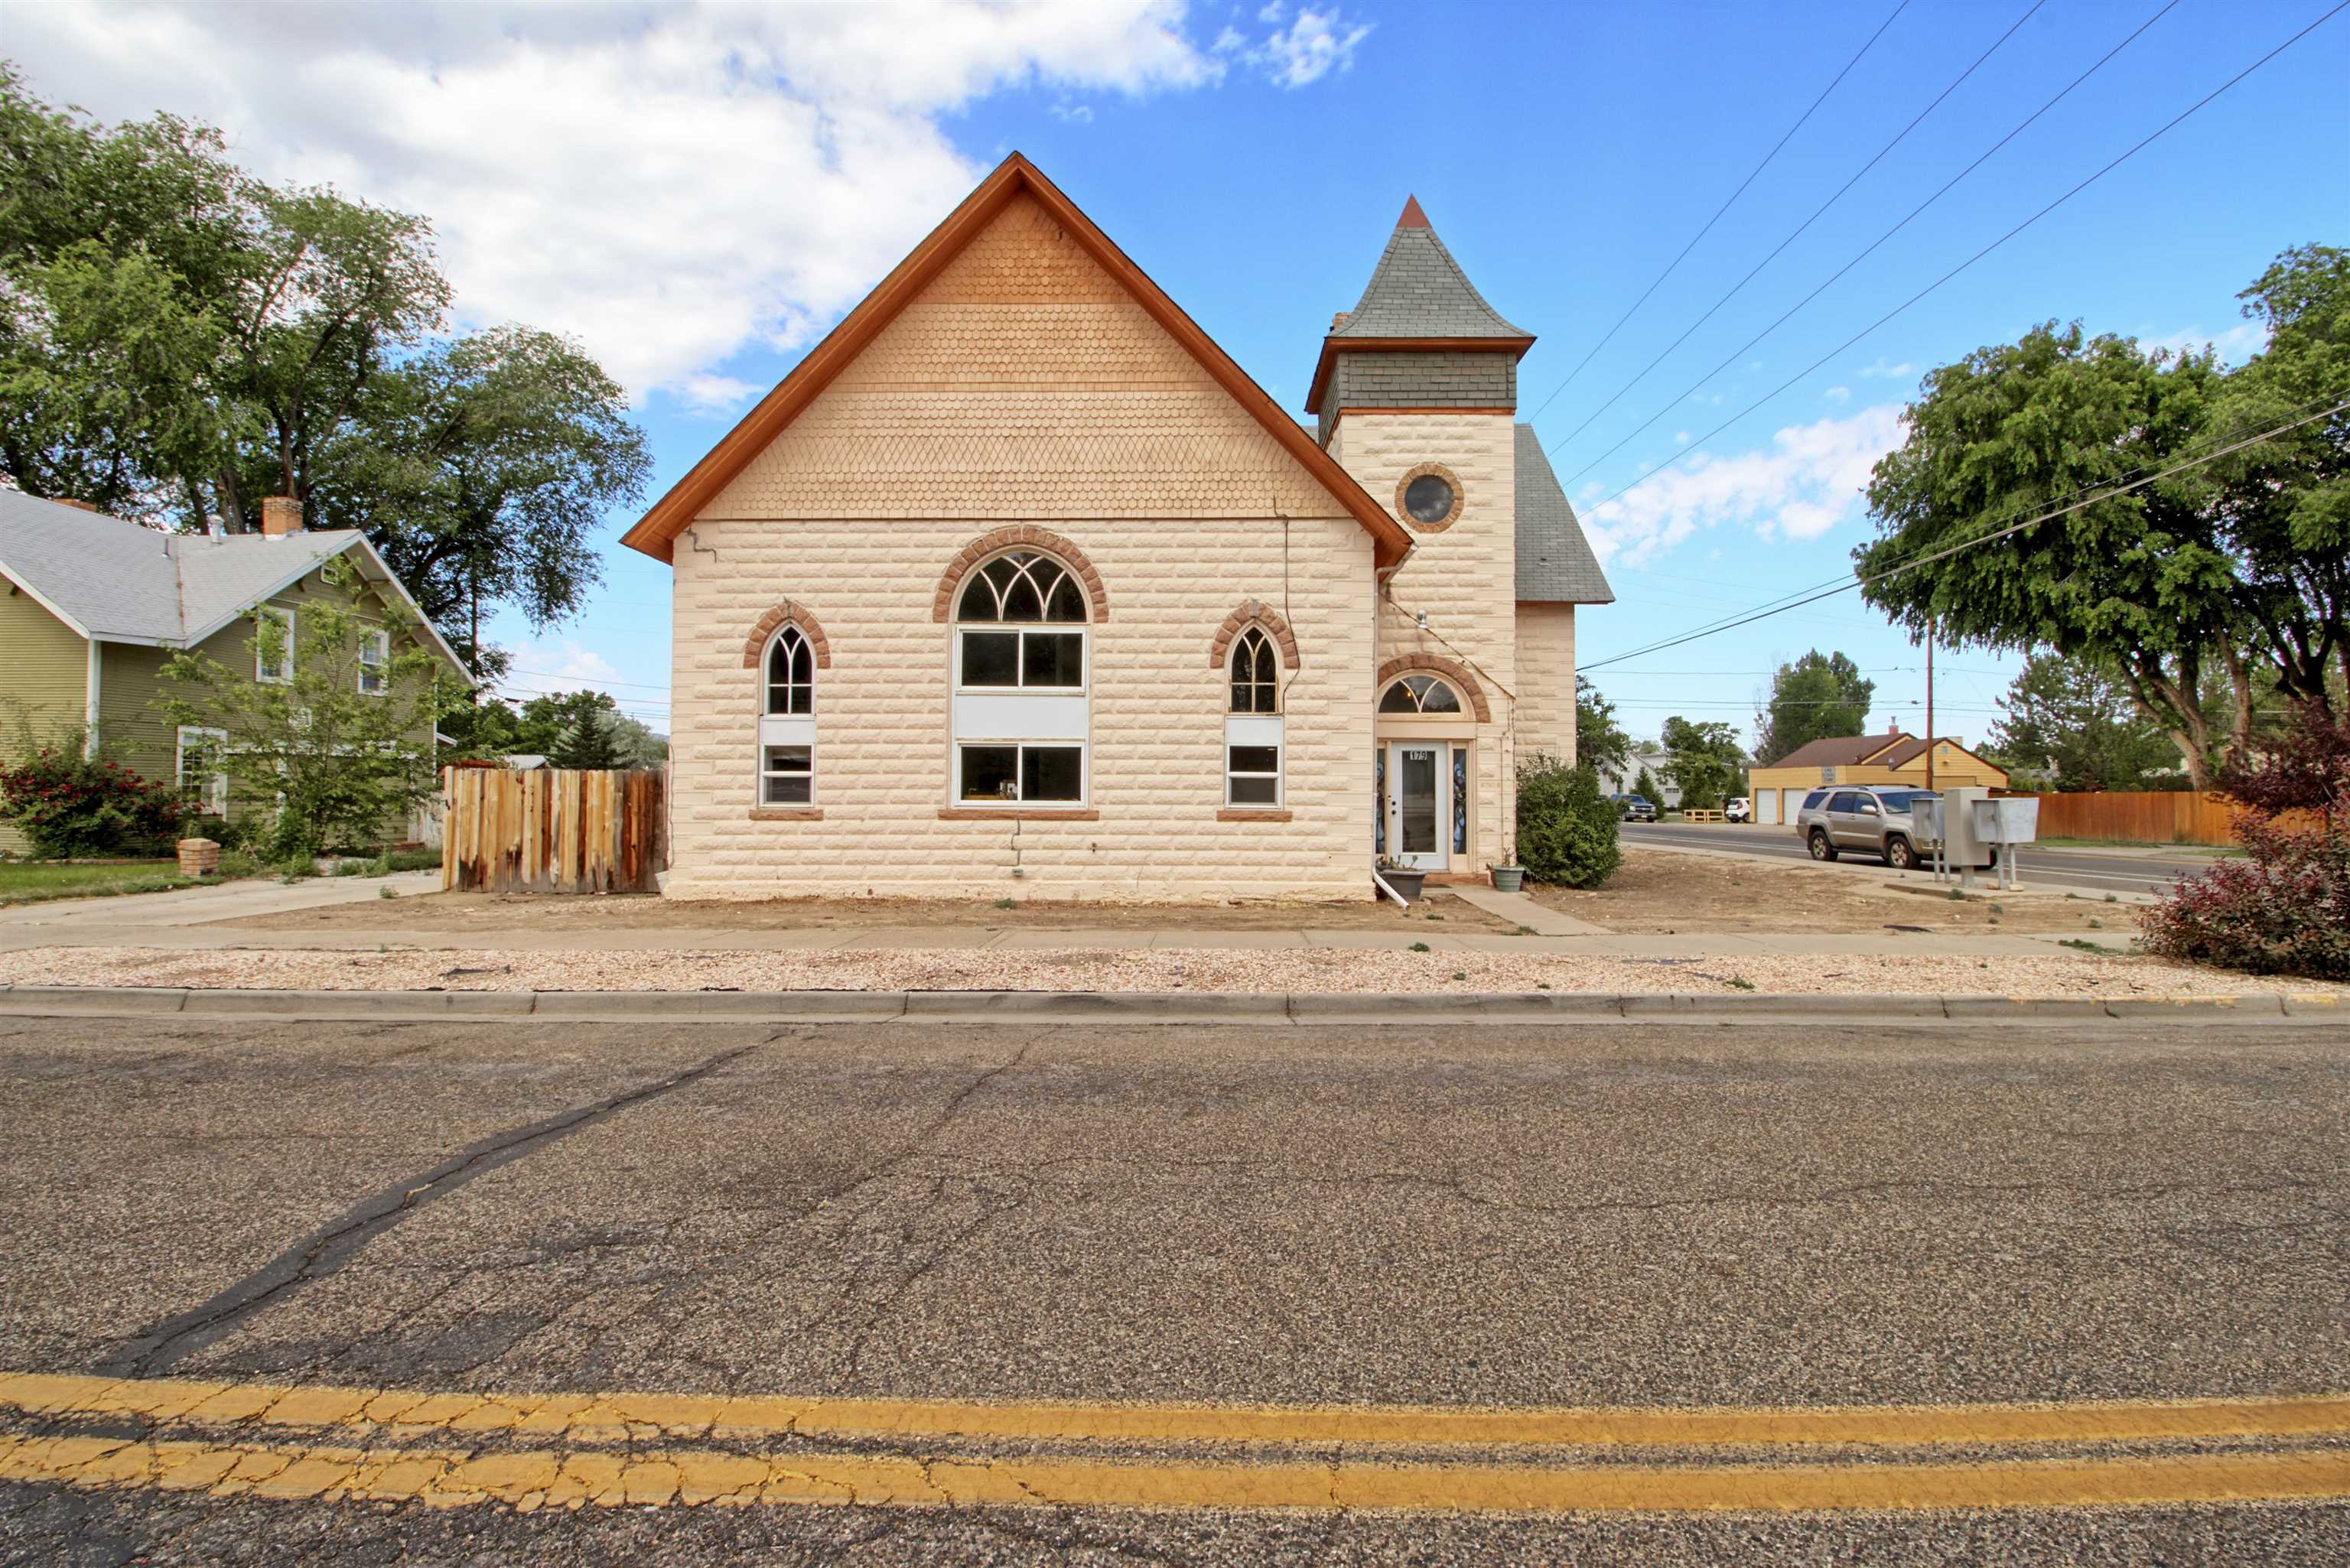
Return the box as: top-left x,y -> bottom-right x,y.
2020,790 -> 2241,847
441,767 -> 666,893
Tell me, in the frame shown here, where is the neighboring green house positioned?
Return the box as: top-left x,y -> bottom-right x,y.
0,490 -> 471,851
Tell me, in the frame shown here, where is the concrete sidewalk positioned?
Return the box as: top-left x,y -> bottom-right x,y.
0,871 -> 439,932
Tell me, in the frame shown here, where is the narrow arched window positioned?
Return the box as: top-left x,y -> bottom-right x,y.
766,625 -> 813,715
952,549 -> 1089,806
1378,674 -> 1464,714
1229,628 -> 1278,714
760,624 -> 816,806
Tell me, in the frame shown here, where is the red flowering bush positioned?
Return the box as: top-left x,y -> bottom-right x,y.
2140,710 -> 2350,981
0,748 -> 187,857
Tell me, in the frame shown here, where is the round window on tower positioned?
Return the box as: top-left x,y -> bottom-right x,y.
1395,464 -> 1464,532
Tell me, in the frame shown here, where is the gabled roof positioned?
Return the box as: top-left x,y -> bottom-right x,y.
620,154 -> 1414,570
0,489 -> 472,681
1876,735 -> 2002,776
1765,732 -> 1914,771
1307,197 -> 1535,415
1514,426 -> 1613,603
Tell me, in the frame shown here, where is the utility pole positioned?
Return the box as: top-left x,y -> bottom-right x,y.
1925,616 -> 1936,792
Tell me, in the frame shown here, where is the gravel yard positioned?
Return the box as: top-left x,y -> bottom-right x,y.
1531,851 -> 2140,935
2,944 -> 2334,999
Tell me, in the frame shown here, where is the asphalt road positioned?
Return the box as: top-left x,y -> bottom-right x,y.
1626,820 -> 2215,897
4,1013 -> 2346,1563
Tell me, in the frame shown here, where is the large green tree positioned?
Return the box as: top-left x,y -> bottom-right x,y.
1856,246 -> 2350,788
1574,675 -> 1633,778
0,71 -> 646,674
1658,716 -> 1746,812
1985,653 -> 2183,793
1753,649 -> 1873,765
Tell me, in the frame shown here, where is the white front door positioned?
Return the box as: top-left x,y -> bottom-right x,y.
1386,741 -> 1450,872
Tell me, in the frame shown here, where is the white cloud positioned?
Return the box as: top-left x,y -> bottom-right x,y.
1580,404 -> 1905,566
500,638 -> 630,704
1823,385 -> 1850,404
674,374 -> 761,418
1050,100 -> 1095,122
1672,429 -> 1691,444
1242,6 -> 1372,86
5,2 -> 1353,400
2143,320 -> 2267,364
1857,356 -> 1914,379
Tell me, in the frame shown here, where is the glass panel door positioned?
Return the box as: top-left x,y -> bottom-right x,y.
1388,743 -> 1449,871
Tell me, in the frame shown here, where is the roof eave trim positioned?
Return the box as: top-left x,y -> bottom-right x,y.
177,536 -> 477,687
0,561 -> 98,641
620,155 -> 1411,571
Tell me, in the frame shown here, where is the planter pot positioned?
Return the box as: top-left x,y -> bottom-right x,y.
1378,868 -> 1427,903
1488,865 -> 1525,893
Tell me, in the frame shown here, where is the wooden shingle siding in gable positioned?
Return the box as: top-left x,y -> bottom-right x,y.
704,194 -> 1345,524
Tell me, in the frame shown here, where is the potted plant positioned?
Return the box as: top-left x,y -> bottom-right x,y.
1488,863 -> 1525,893
1375,855 -> 1426,904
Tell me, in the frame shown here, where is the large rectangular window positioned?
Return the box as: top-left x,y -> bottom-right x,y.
176,727 -> 227,817
959,743 -> 1083,804
762,745 -> 813,805
957,629 -> 1085,691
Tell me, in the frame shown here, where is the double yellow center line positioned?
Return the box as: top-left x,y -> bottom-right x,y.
5,1371 -> 2348,1514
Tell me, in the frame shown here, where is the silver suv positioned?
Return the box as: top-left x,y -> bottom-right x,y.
1792,786 -> 1938,870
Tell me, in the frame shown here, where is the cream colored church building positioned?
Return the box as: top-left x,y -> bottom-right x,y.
627,155 -> 1612,900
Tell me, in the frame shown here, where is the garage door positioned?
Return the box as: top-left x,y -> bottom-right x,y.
1754,789 -> 1781,826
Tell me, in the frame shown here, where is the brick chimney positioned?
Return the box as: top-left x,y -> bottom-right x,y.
260,496 -> 301,536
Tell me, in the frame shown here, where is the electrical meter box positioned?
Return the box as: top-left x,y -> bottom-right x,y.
1911,795 -> 1945,847
1971,795 -> 2040,846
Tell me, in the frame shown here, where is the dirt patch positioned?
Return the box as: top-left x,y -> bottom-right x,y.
1,944 -> 2326,1000
213,888 -> 1518,935
1529,851 -> 2143,935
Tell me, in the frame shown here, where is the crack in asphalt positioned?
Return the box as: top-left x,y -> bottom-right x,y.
94,1043 -> 762,1380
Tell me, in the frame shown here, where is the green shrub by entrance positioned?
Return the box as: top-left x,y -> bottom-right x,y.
1515,753 -> 1620,890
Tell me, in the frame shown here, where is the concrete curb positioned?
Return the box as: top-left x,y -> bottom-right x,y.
0,984 -> 2325,1026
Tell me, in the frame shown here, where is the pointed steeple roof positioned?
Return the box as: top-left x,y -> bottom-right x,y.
1330,198 -> 1529,342
1307,198 -> 1532,415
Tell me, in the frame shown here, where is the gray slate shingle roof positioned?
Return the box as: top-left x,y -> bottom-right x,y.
1514,426 -> 1614,603
1330,203 -> 1531,341
0,490 -> 470,675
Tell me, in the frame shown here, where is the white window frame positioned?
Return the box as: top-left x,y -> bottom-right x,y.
1224,741 -> 1282,807
176,726 -> 228,817
952,626 -> 1089,695
764,624 -> 815,717
954,740 -> 1089,807
356,627 -> 389,695
255,606 -> 295,684
760,742 -> 815,807
1229,626 -> 1279,715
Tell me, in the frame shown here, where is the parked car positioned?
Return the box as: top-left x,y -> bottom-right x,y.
1610,793 -> 1659,823
1792,786 -> 1939,868
1725,797 -> 1751,823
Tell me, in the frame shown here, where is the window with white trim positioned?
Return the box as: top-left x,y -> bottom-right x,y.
255,607 -> 294,683
1225,744 -> 1281,806
757,623 -> 818,805
951,549 -> 1091,808
1229,627 -> 1278,714
356,628 -> 389,695
176,727 -> 227,817
761,744 -> 813,805
1378,673 -> 1463,714
1223,628 -> 1283,808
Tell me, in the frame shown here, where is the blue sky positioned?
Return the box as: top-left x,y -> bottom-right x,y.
11,1 -> 2348,750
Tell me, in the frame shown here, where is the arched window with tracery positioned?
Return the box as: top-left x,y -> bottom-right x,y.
1378,673 -> 1464,714
1229,627 -> 1278,714
759,623 -> 817,805
951,548 -> 1090,806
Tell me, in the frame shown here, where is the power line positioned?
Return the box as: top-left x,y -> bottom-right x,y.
1580,397 -> 2350,674
1523,0 -> 1910,421
1557,0 -> 2189,487
1543,1 -> 2045,456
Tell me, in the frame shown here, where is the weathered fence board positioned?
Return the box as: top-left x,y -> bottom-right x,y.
441,768 -> 666,893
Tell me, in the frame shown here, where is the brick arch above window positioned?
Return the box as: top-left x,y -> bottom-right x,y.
933,525 -> 1108,623
1375,654 -> 1491,724
1207,600 -> 1301,672
740,601 -> 833,669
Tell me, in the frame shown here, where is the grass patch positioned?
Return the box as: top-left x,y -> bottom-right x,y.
0,860 -> 193,906
1409,942 -> 1431,953
2058,938 -> 2110,954
1726,976 -> 1756,991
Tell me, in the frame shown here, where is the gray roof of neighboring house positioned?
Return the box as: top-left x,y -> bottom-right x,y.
1514,425 -> 1614,603
0,489 -> 470,677
1330,199 -> 1531,341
